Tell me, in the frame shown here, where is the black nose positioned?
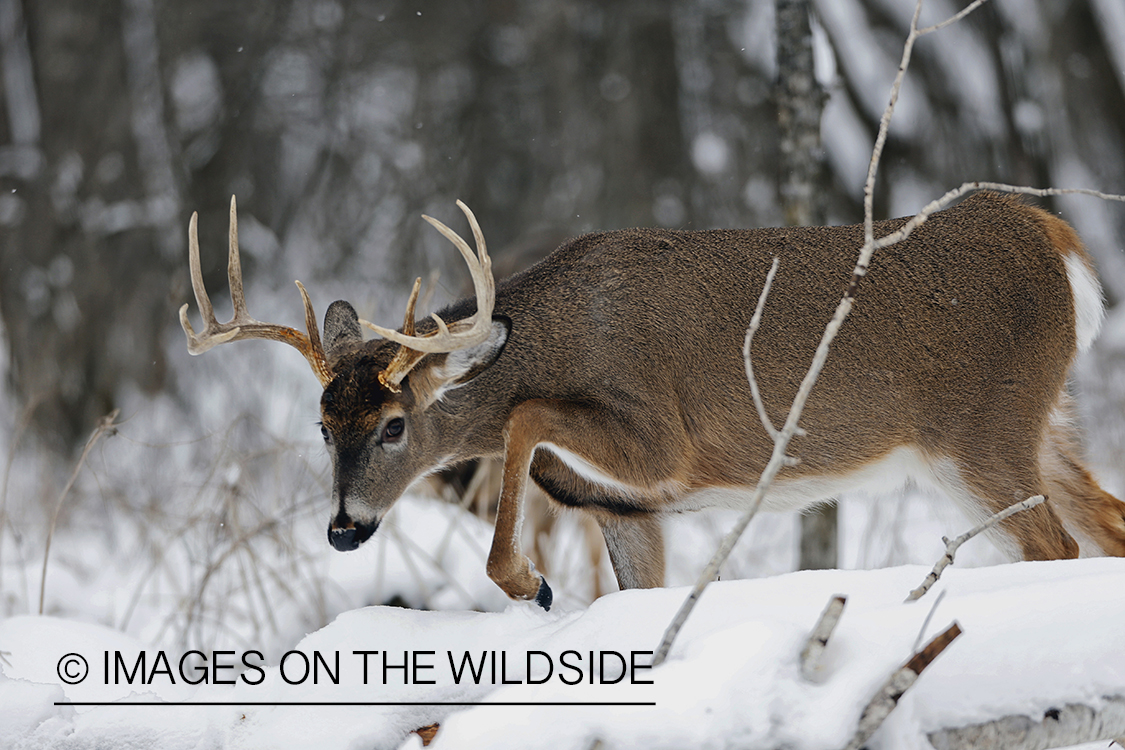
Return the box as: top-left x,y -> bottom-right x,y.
328,526 -> 357,551
328,520 -> 377,551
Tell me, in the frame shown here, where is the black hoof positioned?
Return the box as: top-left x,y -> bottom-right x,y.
535,577 -> 553,611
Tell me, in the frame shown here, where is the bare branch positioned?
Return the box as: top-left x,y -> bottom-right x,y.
864,0 -> 925,248
654,243 -> 862,666
743,257 -> 782,441
928,695 -> 1125,750
873,183 -> 1125,260
906,495 -> 1046,602
864,0 -> 993,248
799,594 -> 846,681
843,622 -> 963,750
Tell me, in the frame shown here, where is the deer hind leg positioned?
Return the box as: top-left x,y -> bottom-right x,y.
597,513 -> 666,590
929,448 -> 1079,561
529,449 -> 665,592
1038,417 -> 1125,557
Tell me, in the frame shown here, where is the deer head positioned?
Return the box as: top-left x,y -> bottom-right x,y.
317,201 -> 510,552
180,198 -> 509,555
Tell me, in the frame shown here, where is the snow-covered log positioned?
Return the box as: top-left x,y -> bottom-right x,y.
928,695 -> 1125,750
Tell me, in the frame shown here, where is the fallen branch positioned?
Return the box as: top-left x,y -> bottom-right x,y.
842,622 -> 963,750
414,723 -> 440,746
906,495 -> 1046,602
800,594 -> 846,681
928,695 -> 1125,750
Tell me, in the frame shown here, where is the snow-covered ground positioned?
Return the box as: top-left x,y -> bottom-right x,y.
2,551 -> 1123,750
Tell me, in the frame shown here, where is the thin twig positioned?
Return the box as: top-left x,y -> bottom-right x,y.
870,183 -> 1125,264
864,0 -> 926,249
843,622 -> 963,750
863,0 -> 994,246
799,594 -> 846,681
39,409 -> 120,615
906,495 -> 1046,602
654,225 -> 887,666
918,0 -> 990,35
911,588 -> 947,652
744,257 -> 783,441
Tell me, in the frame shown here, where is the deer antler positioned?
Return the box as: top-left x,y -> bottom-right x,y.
179,196 -> 333,387
361,200 -> 495,392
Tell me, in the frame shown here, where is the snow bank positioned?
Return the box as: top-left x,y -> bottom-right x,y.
2,558 -> 1122,749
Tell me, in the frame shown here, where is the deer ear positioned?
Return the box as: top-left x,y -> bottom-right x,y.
323,300 -> 362,362
444,317 -> 510,385
411,318 -> 510,406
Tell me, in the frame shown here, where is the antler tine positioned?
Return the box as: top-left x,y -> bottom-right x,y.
178,196 -> 333,388
402,277 -> 421,337
227,195 -> 251,322
361,201 -> 495,356
180,210 -> 238,353
296,280 -> 333,386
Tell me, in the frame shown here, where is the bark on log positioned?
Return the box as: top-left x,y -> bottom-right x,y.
928,696 -> 1125,750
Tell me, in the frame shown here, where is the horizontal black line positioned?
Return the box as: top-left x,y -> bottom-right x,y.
54,701 -> 656,707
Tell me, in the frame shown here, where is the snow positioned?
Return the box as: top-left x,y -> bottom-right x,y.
691,132 -> 732,176
3,550 -> 1124,749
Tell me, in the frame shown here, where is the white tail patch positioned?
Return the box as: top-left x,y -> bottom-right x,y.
1064,252 -> 1105,354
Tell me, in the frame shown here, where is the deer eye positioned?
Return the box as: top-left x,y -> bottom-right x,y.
382,417 -> 405,443
319,424 -> 331,443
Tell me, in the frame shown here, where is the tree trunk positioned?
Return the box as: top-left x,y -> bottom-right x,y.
776,0 -> 835,570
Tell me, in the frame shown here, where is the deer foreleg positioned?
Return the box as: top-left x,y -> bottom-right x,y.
489,401 -> 555,609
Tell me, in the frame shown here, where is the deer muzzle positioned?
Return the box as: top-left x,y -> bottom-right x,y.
328,517 -> 378,552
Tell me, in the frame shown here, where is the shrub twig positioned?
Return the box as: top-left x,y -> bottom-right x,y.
39,409 -> 120,615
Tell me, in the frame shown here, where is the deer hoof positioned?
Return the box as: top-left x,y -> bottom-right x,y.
535,577 -> 553,611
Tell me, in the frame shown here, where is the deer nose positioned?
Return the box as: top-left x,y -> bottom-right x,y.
328,525 -> 358,551
328,518 -> 377,551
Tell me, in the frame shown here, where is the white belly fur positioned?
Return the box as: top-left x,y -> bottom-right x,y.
540,442 -> 948,515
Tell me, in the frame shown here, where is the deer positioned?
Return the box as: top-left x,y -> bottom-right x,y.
180,193 -> 1125,610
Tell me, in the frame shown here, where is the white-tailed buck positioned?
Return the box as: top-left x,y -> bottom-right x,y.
181,193 -> 1125,609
